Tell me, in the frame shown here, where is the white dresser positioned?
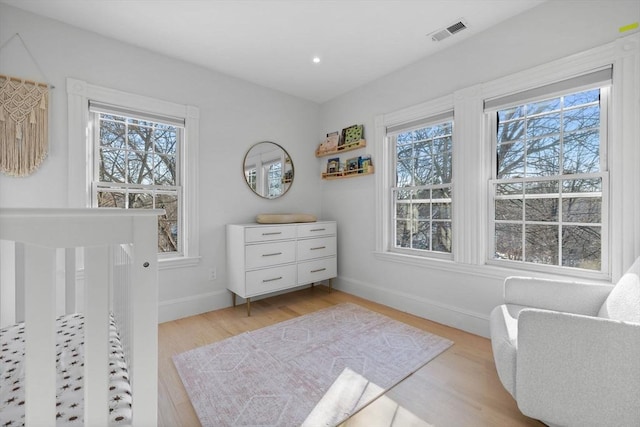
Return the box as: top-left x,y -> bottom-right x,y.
226,221 -> 337,315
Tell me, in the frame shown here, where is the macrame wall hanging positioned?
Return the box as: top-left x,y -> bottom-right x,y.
0,33 -> 52,177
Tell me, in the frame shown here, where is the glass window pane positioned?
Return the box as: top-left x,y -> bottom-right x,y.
563,130 -> 600,174
525,180 -> 559,195
396,141 -> 412,159
100,149 -> 126,183
100,120 -> 125,149
497,118 -> 524,143
495,223 -> 522,261
526,97 -> 560,114
157,194 -> 179,253
413,157 -> 431,185
525,224 -> 558,265
97,191 -> 125,208
498,105 -> 524,122
412,221 -> 430,250
525,197 -> 558,222
128,151 -> 153,185
526,136 -> 559,177
562,178 -> 601,194
154,155 -> 176,186
562,226 -> 601,270
496,182 -> 522,196
432,222 -> 451,253
415,202 -> 430,220
562,197 -> 601,223
526,113 -> 560,138
497,141 -> 525,178
564,89 -> 599,108
495,198 -> 522,221
432,202 -> 451,220
395,220 -> 411,248
154,127 -> 177,155
128,125 -> 152,151
396,159 -> 412,187
564,105 -> 599,133
129,192 -> 153,209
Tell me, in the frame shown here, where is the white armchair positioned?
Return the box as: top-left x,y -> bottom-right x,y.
489,258 -> 640,427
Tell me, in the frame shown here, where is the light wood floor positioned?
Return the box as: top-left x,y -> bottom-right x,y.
158,285 -> 543,426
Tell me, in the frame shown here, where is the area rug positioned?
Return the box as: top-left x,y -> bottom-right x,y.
173,303 -> 452,426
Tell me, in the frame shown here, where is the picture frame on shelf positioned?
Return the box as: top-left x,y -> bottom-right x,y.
342,124 -> 364,145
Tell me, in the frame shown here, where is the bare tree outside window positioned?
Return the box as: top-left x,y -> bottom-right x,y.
493,88 -> 604,271
393,121 -> 453,254
95,113 -> 181,254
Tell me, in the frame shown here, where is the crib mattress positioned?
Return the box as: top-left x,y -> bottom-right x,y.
0,313 -> 132,426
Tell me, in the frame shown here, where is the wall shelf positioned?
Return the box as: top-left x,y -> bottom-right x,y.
316,139 -> 366,157
321,165 -> 374,180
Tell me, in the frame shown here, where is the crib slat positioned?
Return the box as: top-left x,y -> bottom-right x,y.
130,215 -> 158,426
24,243 -> 57,426
65,247 -> 77,314
14,242 -> 25,323
84,246 -> 110,427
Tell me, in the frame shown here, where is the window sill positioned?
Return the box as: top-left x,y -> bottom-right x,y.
158,255 -> 201,270
373,251 -> 611,283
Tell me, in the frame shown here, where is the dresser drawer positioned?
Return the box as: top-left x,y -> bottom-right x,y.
297,222 -> 336,238
246,264 -> 297,296
245,240 -> 296,269
297,257 -> 337,285
297,236 -> 336,261
245,225 -> 296,243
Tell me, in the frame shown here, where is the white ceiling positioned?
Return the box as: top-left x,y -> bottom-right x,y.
2,0 -> 546,103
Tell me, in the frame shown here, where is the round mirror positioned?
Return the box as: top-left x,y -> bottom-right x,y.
243,141 -> 294,199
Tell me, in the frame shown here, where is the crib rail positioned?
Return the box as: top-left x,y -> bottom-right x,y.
0,208 -> 161,427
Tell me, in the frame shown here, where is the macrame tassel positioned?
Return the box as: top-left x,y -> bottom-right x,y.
0,74 -> 49,176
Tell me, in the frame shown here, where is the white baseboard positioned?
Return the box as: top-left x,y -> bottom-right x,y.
158,289 -> 231,323
334,276 -> 490,338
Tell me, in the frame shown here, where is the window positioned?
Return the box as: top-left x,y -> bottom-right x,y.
488,70 -> 610,272
89,101 -> 186,256
387,115 -> 453,256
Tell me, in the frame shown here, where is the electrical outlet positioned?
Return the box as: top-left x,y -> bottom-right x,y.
209,268 -> 217,281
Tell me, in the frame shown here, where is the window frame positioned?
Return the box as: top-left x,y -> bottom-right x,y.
90,108 -> 185,257
374,34 -> 639,282
486,81 -> 611,277
67,78 -> 200,268
388,118 -> 454,259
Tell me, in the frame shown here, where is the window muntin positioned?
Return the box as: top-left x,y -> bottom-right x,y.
491,88 -> 607,271
391,121 -> 453,255
93,111 -> 183,255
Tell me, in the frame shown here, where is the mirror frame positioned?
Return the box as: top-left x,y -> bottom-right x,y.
242,141 -> 294,199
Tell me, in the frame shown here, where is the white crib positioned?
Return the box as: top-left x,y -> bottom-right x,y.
0,208 -> 160,426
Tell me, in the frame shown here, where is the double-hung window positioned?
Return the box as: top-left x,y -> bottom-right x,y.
90,102 -> 184,255
387,112 -> 454,256
486,67 -> 611,273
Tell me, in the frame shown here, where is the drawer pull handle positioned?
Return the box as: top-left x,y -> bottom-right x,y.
262,231 -> 282,236
262,252 -> 283,257
263,276 -> 283,283
310,228 -> 326,232
310,268 -> 327,273
310,246 -> 326,250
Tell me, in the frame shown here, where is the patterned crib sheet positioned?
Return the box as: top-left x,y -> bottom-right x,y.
0,313 -> 132,426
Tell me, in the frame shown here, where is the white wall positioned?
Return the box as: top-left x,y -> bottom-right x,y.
319,0 -> 640,336
0,4 -> 323,321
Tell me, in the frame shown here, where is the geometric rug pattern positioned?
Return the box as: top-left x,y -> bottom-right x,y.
173,303 -> 452,426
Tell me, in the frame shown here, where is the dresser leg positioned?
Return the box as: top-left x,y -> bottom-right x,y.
247,297 -> 251,316
329,278 -> 333,293
232,293 -> 236,307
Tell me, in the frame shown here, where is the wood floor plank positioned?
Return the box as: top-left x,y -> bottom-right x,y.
157,286 -> 542,426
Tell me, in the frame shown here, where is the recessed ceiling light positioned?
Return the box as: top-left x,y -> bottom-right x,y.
312,56 -> 321,64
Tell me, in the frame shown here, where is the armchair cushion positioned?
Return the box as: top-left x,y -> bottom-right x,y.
598,257 -> 640,323
504,276 -> 612,316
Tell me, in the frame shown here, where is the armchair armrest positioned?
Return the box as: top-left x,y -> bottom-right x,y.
517,309 -> 640,427
504,276 -> 612,316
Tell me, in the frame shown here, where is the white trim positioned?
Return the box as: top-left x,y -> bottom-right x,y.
334,274 -> 491,337
158,289 -> 229,323
374,33 -> 639,282
66,78 -> 200,262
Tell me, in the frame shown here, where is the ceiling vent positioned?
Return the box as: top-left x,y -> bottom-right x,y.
429,20 -> 468,42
